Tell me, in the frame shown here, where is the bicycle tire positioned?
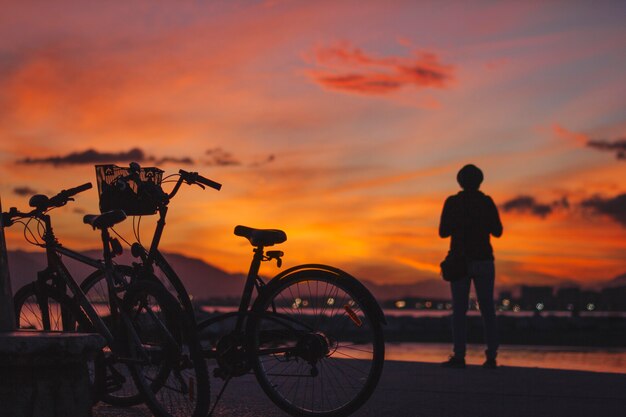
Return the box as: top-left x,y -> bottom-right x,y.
122,279 -> 210,417
247,269 -> 385,417
80,265 -> 144,406
14,282 -> 81,331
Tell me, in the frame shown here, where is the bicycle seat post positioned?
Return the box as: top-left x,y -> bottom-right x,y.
235,246 -> 265,332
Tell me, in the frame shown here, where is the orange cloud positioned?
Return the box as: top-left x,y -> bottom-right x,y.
307,42 -> 454,95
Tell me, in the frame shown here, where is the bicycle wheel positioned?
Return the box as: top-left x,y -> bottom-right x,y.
123,279 -> 210,417
80,266 -> 143,406
14,282 -> 81,331
247,269 -> 385,417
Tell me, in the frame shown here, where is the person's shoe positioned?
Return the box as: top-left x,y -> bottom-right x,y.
482,358 -> 498,369
441,355 -> 466,368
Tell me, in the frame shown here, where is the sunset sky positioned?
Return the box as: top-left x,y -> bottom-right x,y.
1,1 -> 625,288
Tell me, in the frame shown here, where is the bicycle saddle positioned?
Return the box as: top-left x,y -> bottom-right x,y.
83,210 -> 127,230
234,225 -> 287,247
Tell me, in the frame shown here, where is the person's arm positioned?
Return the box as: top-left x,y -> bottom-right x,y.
439,196 -> 455,238
487,196 -> 503,238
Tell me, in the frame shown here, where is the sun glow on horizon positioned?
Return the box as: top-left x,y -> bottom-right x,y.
1,1 -> 625,287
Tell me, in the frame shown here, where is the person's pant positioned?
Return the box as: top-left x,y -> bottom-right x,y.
450,260 -> 498,359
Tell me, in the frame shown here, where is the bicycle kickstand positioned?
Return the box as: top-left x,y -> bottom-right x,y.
208,374 -> 233,417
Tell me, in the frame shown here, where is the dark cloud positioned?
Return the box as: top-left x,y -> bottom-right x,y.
19,148 -> 146,166
16,148 -> 197,167
587,138 -> 626,160
16,147 -> 259,169
249,154 -> 276,167
309,42 -> 454,95
581,193 -> 626,227
205,148 -> 240,166
13,186 -> 37,196
501,196 -> 554,218
152,156 -> 194,165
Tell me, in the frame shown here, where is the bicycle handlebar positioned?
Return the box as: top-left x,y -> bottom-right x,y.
178,169 -> 222,191
46,182 -> 93,208
57,182 -> 93,200
1,182 -> 93,226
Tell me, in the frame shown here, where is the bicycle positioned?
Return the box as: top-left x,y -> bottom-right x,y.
79,162 -> 222,325
67,162 -> 386,416
4,184 -> 210,417
198,225 -> 386,417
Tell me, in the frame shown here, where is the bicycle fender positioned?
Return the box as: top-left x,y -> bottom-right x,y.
264,264 -> 386,325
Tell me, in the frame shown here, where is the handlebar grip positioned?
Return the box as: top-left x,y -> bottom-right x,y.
179,169 -> 222,191
64,182 -> 93,197
48,183 -> 92,208
196,175 -> 222,191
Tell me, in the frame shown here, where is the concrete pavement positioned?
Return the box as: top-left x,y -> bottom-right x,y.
94,360 -> 626,417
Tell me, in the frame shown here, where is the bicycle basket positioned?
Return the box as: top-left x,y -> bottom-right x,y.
95,164 -> 164,215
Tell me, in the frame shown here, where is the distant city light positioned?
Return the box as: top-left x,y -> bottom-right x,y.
327,297 -> 335,306
425,301 -> 432,309
395,300 -> 406,309
536,303 -> 545,311
302,300 -> 309,307
445,303 -> 452,310
502,299 -> 510,307
513,305 -> 521,313
587,303 -> 595,311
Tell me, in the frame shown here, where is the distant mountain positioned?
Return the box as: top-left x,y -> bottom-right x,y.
6,250 -> 626,303
5,249 -> 451,301
5,250 -> 246,301
605,272 -> 626,288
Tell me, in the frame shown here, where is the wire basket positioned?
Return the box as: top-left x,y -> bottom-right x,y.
95,164 -> 164,216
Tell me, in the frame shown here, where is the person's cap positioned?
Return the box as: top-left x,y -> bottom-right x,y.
457,164 -> 483,190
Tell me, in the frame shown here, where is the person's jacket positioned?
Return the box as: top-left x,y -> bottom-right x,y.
439,190 -> 503,261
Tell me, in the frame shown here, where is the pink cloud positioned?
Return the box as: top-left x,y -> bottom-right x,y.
552,124 -> 589,145
307,42 -> 454,95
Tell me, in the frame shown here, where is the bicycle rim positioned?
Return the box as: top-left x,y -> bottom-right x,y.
14,283 -> 77,331
249,271 -> 385,417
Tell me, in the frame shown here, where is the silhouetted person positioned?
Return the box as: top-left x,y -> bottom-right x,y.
439,164 -> 503,369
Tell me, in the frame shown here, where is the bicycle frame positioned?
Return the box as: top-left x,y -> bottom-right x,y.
131,205 -> 197,318
35,212 -> 135,351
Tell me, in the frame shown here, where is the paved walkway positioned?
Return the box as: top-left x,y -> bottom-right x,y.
94,360 -> 626,417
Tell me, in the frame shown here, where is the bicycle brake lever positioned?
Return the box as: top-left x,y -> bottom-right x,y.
194,183 -> 206,190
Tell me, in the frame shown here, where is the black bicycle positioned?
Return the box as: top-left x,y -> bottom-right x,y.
61,163 -> 386,416
5,184 -> 210,417
198,225 -> 386,417
79,162 -> 221,325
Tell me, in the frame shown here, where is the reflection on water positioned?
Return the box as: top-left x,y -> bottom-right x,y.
386,342 -> 626,374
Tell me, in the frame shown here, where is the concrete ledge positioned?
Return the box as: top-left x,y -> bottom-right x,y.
0,330 -> 106,417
